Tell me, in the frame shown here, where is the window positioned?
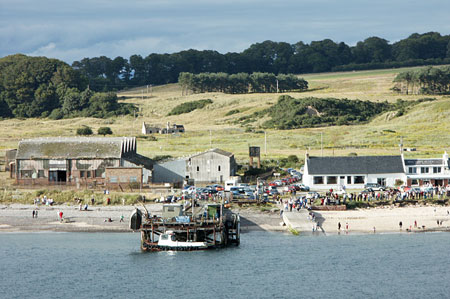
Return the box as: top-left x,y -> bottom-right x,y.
21,170 -> 32,178
411,179 -> 418,185
110,176 -> 118,183
313,176 -> 324,184
433,167 -> 441,173
354,176 -> 365,184
327,176 -> 337,184
196,166 -> 199,172
130,176 -> 138,182
347,176 -> 352,184
95,169 -> 104,178
421,167 -> 429,173
87,171 -> 92,178
38,170 -> 45,178
377,178 -> 386,186
80,170 -> 85,178
408,167 -> 417,174
218,165 -> 221,172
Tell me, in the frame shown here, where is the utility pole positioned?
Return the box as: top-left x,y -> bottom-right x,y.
264,131 -> 267,155
399,136 -> 403,154
276,79 -> 279,93
321,132 -> 323,157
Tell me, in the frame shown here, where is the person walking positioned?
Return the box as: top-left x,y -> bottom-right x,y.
35,210 -> 38,218
32,210 -> 35,218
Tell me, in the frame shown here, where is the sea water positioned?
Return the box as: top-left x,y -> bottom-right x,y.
0,231 -> 449,298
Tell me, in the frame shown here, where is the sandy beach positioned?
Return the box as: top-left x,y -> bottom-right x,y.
1,203 -> 449,235
316,205 -> 450,235
0,203 -> 282,233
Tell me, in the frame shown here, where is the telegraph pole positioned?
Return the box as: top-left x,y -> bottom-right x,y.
321,132 -> 323,157
264,131 -> 267,155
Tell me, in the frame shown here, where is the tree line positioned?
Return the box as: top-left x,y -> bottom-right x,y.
393,66 -> 450,95
71,32 -> 450,91
237,96 -> 436,130
178,72 -> 307,94
0,54 -> 134,119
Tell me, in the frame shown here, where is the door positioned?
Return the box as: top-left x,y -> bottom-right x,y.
339,176 -> 346,187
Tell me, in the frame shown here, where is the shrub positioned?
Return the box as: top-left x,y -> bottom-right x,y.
225,109 -> 240,116
49,108 -> 64,120
98,127 -> 113,135
76,126 -> 93,136
168,99 -> 213,115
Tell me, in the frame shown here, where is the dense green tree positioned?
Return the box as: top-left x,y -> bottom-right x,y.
0,55 -> 134,119
98,127 -> 113,135
76,126 -> 93,135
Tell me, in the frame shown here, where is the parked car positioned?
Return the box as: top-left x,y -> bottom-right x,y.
297,184 -> 310,191
364,183 -> 385,191
182,186 -> 196,195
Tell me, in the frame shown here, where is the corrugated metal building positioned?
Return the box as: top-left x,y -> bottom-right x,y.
13,137 -> 154,186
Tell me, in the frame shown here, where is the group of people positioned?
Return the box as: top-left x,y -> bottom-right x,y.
283,197 -> 308,212
34,196 -> 54,206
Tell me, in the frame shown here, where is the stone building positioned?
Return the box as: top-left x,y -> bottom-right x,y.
13,137 -> 153,186
142,122 -> 185,134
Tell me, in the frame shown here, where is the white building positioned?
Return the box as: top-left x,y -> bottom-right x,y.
404,152 -> 450,187
303,154 -> 406,190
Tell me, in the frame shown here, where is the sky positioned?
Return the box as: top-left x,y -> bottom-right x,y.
1,0 -> 449,64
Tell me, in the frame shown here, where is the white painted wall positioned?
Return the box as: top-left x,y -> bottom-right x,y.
303,172 -> 406,190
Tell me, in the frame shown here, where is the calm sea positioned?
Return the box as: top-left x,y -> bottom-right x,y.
0,231 -> 449,299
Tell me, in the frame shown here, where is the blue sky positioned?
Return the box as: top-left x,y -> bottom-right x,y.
1,0 -> 449,64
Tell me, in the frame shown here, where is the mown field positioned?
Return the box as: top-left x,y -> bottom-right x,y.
0,66 -> 449,171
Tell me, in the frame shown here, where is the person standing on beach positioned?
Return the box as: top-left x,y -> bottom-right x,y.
35,210 -> 38,218
338,222 -> 341,231
32,210 -> 35,218
346,222 -> 349,231
399,221 -> 402,230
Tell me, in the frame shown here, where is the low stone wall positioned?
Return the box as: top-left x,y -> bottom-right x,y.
311,205 -> 346,211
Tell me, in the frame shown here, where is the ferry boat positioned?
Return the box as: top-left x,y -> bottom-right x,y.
130,202 -> 240,252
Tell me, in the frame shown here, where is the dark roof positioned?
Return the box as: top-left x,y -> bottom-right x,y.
307,155 -> 404,175
123,153 -> 154,170
16,137 -> 135,159
404,159 -> 444,166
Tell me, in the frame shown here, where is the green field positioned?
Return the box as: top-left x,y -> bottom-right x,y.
1,66 -> 449,171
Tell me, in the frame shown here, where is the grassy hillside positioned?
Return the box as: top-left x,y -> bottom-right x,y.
1,66 -> 449,167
